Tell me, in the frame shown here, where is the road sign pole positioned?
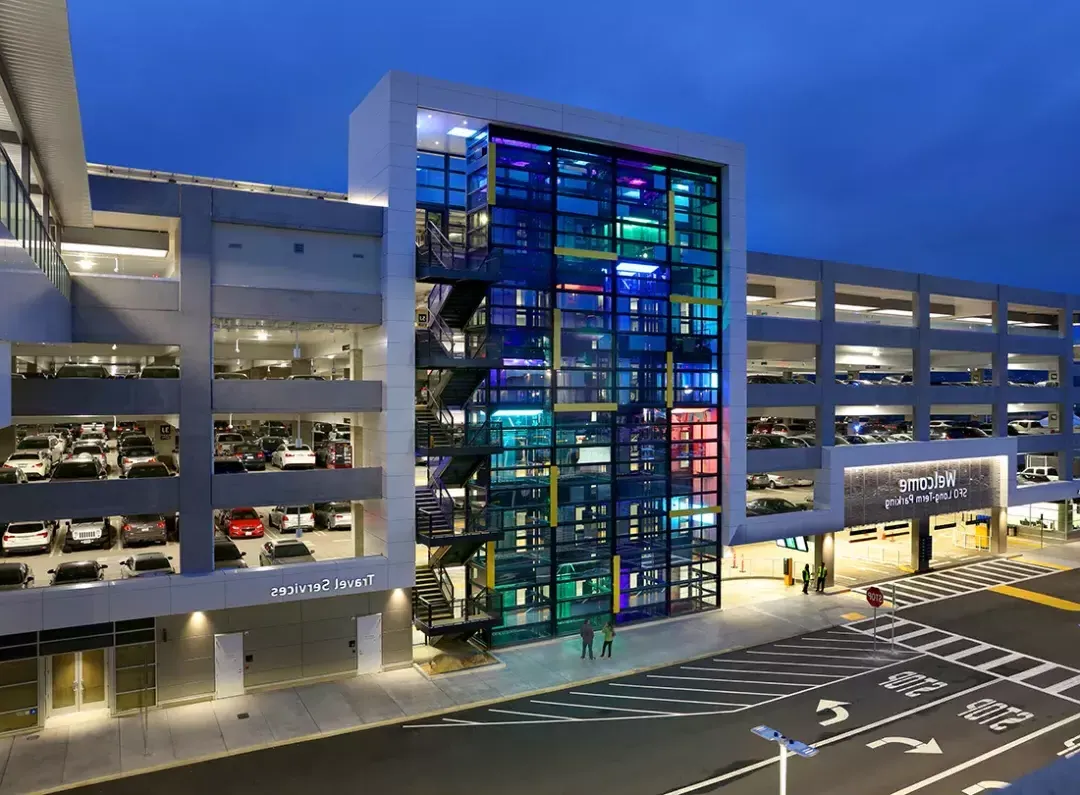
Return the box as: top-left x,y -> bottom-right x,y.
778,744 -> 787,795
891,583 -> 896,650
872,606 -> 878,654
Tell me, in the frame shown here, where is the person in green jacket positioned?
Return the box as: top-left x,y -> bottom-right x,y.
801,564 -> 811,595
816,563 -> 828,592
600,621 -> 616,658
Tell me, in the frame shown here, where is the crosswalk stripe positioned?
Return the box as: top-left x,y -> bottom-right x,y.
911,635 -> 971,652
981,561 -> 1043,579
530,699 -> 674,716
646,676 -> 786,695
995,560 -> 1057,576
735,656 -> 876,669
799,637 -> 878,645
901,580 -> 963,596
489,708 -> 577,721
583,689 -> 745,707
1011,661 -> 1059,682
893,627 -> 938,643
775,643 -> 899,654
748,650 -> 885,662
945,643 -> 993,661
933,569 -> 1001,586
977,652 -> 1026,671
1046,673 -> 1080,695
685,666 -> 837,678
678,669 -> 820,686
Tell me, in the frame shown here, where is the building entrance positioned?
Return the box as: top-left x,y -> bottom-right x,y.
47,650 -> 107,716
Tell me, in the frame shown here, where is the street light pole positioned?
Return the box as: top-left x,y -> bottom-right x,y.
778,744 -> 788,795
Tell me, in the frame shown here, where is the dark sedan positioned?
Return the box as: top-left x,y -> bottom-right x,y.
50,459 -> 108,481
746,497 -> 801,516
258,436 -> 287,457
258,539 -> 315,566
233,443 -> 267,471
0,562 -> 33,590
48,560 -> 107,585
123,461 -> 173,479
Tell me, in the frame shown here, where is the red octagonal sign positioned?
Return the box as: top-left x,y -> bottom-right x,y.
866,586 -> 884,609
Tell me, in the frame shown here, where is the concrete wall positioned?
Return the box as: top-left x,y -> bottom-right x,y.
155,589 -> 411,703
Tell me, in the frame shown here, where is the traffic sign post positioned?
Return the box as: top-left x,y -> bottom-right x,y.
866,587 -> 884,653
751,725 -> 818,795
891,582 -> 897,650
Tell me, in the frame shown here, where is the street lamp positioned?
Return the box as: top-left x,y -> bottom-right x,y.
751,725 -> 818,795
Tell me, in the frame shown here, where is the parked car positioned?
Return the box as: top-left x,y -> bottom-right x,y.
67,442 -> 108,472
1008,419 -> 1049,436
272,443 -> 315,470
259,539 -> 315,566
4,451 -> 51,480
51,458 -> 108,481
214,372 -> 249,380
260,421 -> 290,437
784,435 -> 815,448
315,440 -> 352,469
258,435 -> 287,457
269,505 -> 315,532
78,421 -> 106,437
119,446 -> 157,475
746,473 -> 771,490
886,433 -> 915,443
314,502 -> 352,530
932,427 -> 989,440
48,560 -> 107,585
767,473 -> 814,488
2,521 -> 54,555
1020,466 -> 1059,482
62,517 -> 113,552
213,457 -> 247,475
0,466 -> 28,485
16,435 -> 62,465
232,443 -> 266,471
746,497 -> 800,516
123,461 -> 172,479
215,432 -> 246,456
843,434 -> 885,444
156,454 -> 179,474
54,363 -> 109,378
746,434 -> 796,450
213,537 -> 248,569
119,514 -> 168,547
0,562 -> 33,589
120,552 -> 175,578
139,365 -> 180,378
118,433 -> 155,451
217,507 -> 265,539
286,374 -> 326,381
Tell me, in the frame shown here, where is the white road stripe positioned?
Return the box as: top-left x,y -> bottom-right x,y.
530,699 -> 674,716
441,717 -> 480,725
1046,673 -> 1080,695
488,708 -> 577,721
678,669 -> 819,686
646,675 -> 785,695
576,690 -> 745,707
898,580 -> 962,597
684,665 -> 837,678
992,560 -> 1055,575
945,643 -> 993,661
977,652 -> 1026,671
910,635 -> 969,652
737,655 -> 876,669
982,561 -> 1046,579
892,627 -> 938,643
774,643 -> 902,654
799,637 -> 879,645
1011,661 -> 1059,682
751,650 -> 891,662
932,569 -> 1000,586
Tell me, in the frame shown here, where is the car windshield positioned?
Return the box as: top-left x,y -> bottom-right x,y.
71,518 -> 103,525
134,555 -> 171,570
231,509 -> 260,520
121,437 -> 154,448
124,448 -> 156,458
141,367 -> 179,378
218,434 -> 244,442
0,470 -> 18,483
215,373 -> 247,379
18,439 -> 48,450
128,464 -> 169,477
286,445 -> 310,452
214,542 -> 242,561
53,563 -> 98,582
275,543 -> 310,558
282,506 -> 311,513
53,461 -> 99,478
329,502 -> 350,511
73,445 -> 103,455
56,364 -> 107,377
0,565 -> 25,585
6,523 -> 45,534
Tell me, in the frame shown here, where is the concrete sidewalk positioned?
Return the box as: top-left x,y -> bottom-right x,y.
1,546 -> 1072,795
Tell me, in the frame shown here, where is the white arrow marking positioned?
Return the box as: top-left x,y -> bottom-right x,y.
816,699 -> 851,726
866,736 -> 942,754
962,783 -> 1009,794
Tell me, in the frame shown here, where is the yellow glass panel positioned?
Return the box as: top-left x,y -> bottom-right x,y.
80,650 -> 106,706
51,653 -> 76,710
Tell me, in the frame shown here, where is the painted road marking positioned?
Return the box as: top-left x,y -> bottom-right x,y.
1011,661 -> 1058,682
946,643 -> 993,662
867,736 -> 942,754
773,642 -> 918,655
645,676 -> 788,695
961,783 -> 1008,794
738,656 -> 877,669
886,712 -> 1080,795
893,627 -> 938,643
573,690 -> 745,707
817,698 -> 850,725
989,583 -> 1080,611
977,652 -> 1026,672
799,636 -> 878,645
1046,672 -> 1080,695
488,708 -> 577,721
529,699 -> 674,716
683,665 -> 837,678
677,669 -> 820,686
657,681 -> 996,795
746,650 -> 893,661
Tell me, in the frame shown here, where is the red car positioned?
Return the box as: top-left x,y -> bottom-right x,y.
217,508 -> 265,539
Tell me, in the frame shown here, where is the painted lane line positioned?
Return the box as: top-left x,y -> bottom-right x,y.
827,629 -> 873,637
529,699 -> 674,716
645,676 -> 786,695
799,636 -> 879,645
945,643 -> 994,662
737,656 -> 877,669
1011,661 -> 1059,682
612,683 -> 764,699
933,570 -> 1002,587
748,650 -> 893,662
488,708 -> 578,721
772,643 -> 910,654
961,783 -> 1008,794
976,652 -> 1026,672
990,584 -> 1080,611
573,690 -> 746,707
684,666 -> 839,678
1045,672 -> 1080,695
898,581 -> 964,597
677,669 -> 820,686
910,635 -> 976,653
892,627 -> 938,643
441,718 -> 480,725
982,561 -> 1052,580
657,680 -> 997,795
992,560 -> 1059,576
886,711 -> 1080,795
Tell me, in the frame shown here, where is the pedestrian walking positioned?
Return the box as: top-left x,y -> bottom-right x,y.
801,563 -> 811,595
600,620 -> 616,658
816,562 -> 828,592
579,619 -> 595,660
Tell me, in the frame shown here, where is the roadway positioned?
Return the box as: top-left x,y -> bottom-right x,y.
69,560 -> 1080,795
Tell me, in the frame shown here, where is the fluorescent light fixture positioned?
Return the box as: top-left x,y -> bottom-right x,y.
835,303 -> 876,312
785,300 -> 817,309
616,261 -> 660,275
491,409 -> 544,417
958,316 -> 994,325
929,312 -> 951,318
446,127 -> 474,137
255,330 -> 269,341
75,258 -> 94,271
872,308 -> 914,317
620,216 -> 659,225
1014,321 -> 1049,328
61,242 -> 168,259
745,295 -> 771,303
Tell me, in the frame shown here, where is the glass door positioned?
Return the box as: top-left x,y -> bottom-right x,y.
50,653 -> 78,714
48,650 -> 108,716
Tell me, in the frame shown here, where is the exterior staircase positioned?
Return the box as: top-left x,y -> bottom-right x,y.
413,564 -> 453,624
415,485 -> 452,537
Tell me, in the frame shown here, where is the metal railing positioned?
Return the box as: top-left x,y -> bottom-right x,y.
0,146 -> 70,298
415,592 -> 497,630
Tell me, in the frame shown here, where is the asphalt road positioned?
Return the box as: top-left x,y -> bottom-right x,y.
70,562 -> 1080,795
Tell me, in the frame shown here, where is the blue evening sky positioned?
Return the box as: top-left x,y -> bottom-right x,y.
68,1 -> 1079,285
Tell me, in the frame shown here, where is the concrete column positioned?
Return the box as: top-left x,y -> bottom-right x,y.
0,425 -> 15,461
990,506 -> 1008,554
19,141 -> 30,193
1057,501 -> 1073,539
298,421 -> 315,448
913,280 -> 931,441
290,359 -> 312,376
911,516 -> 932,572
991,288 -> 1009,437
813,532 -> 835,589
816,275 -> 836,447
1058,295 -> 1076,479
177,186 -> 215,575
349,337 -> 364,557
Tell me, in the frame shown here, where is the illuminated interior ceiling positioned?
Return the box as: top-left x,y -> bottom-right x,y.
416,109 -> 488,155
12,342 -> 177,369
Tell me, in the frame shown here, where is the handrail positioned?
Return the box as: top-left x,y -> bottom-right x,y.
435,564 -> 454,604
0,146 -> 70,298
427,282 -> 452,317
415,592 -> 496,629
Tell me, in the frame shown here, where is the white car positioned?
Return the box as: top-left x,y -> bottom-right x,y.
269,505 -> 316,531
215,432 -> 246,456
1020,466 -> 1059,482
67,442 -> 109,473
272,444 -> 315,470
4,450 -> 52,480
79,422 -> 106,436
767,473 -> 814,488
2,521 -> 55,555
119,447 -> 157,475
886,433 -> 914,443
15,435 -> 62,465
1009,419 -> 1049,436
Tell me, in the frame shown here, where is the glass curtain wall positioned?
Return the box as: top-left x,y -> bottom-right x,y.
421,125 -> 721,646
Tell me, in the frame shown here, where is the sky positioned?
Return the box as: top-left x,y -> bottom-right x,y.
67,1 -> 1080,286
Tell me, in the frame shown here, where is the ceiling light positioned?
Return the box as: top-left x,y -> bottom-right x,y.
835,303 -> 876,312
111,344 -> 117,351
75,258 -> 94,271
872,308 -> 914,317
785,300 -> 817,309
61,242 -> 168,259
958,316 -> 993,325
616,261 -> 660,275
90,356 -> 99,363
745,295 -> 770,303
491,409 -> 544,417
929,312 -> 951,318
447,127 -> 474,137
255,331 -> 269,341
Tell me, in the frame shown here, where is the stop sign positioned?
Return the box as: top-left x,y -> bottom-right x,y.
866,586 -> 884,609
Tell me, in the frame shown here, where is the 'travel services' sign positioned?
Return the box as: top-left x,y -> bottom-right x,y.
270,573 -> 376,599
844,457 -> 1003,527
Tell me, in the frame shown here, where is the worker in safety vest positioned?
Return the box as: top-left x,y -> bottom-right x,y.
816,563 -> 828,592
801,564 -> 811,595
